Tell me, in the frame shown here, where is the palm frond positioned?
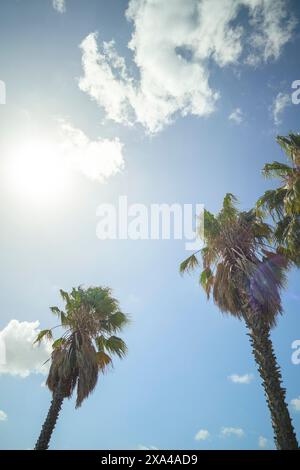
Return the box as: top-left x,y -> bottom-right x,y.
262,161 -> 293,179
105,336 -> 127,358
179,254 -> 199,275
218,193 -> 238,224
76,340 -> 98,408
103,311 -> 129,333
34,329 -> 53,344
199,268 -> 214,298
277,133 -> 300,165
203,210 -> 220,241
256,188 -> 286,219
95,351 -> 112,371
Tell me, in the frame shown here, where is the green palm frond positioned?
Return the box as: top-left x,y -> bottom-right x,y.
105,336 -> 127,358
102,311 -> 129,333
202,209 -> 220,242
201,246 -> 218,270
218,193 -> 238,224
95,351 -> 112,371
200,268 -> 214,298
257,133 -> 300,264
253,220 -> 273,243
95,334 -> 127,358
262,161 -> 293,179
52,338 -> 67,350
256,188 -> 286,218
34,329 -> 53,344
179,254 -> 199,274
284,184 -> 300,214
277,133 -> 300,165
59,289 -> 70,304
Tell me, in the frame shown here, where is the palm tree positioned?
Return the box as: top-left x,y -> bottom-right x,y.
34,286 -> 129,450
180,194 -> 298,450
257,133 -> 300,265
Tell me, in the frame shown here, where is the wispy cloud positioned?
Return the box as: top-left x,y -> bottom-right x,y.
138,445 -> 158,450
290,396 -> 300,412
52,0 -> 66,14
0,410 -> 7,422
221,427 -> 244,438
258,435 -> 268,449
0,320 -> 51,378
79,0 -> 295,133
272,92 -> 291,125
228,108 -> 244,125
195,429 -> 210,441
58,120 -> 125,182
228,373 -> 254,384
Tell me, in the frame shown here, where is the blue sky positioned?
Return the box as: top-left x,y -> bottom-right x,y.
0,0 -> 300,450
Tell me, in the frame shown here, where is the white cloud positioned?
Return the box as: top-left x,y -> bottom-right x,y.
228,108 -> 244,124
0,410 -> 7,422
221,427 -> 245,438
52,0 -> 66,14
272,92 -> 291,125
195,429 -> 210,441
79,0 -> 295,133
0,320 -> 52,378
58,120 -> 125,182
228,373 -> 254,384
290,396 -> 300,412
138,445 -> 158,450
245,0 -> 296,63
258,435 -> 268,448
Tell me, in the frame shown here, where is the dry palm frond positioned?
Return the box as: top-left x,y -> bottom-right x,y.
75,338 -> 98,408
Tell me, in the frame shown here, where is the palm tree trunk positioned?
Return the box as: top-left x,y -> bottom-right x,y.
244,311 -> 298,450
35,384 -> 64,450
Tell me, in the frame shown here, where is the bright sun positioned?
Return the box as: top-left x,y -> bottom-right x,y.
5,139 -> 70,205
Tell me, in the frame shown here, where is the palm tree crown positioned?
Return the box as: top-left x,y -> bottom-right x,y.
36,286 -> 129,408
257,133 -> 300,264
180,193 -> 287,327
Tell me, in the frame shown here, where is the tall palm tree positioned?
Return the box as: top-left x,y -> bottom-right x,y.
180,194 -> 298,450
34,286 -> 129,450
257,133 -> 300,265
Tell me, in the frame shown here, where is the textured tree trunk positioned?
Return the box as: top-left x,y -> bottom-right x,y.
244,311 -> 298,450
35,385 -> 64,450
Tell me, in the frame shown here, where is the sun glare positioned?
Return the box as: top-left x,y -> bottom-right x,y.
5,139 -> 70,206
